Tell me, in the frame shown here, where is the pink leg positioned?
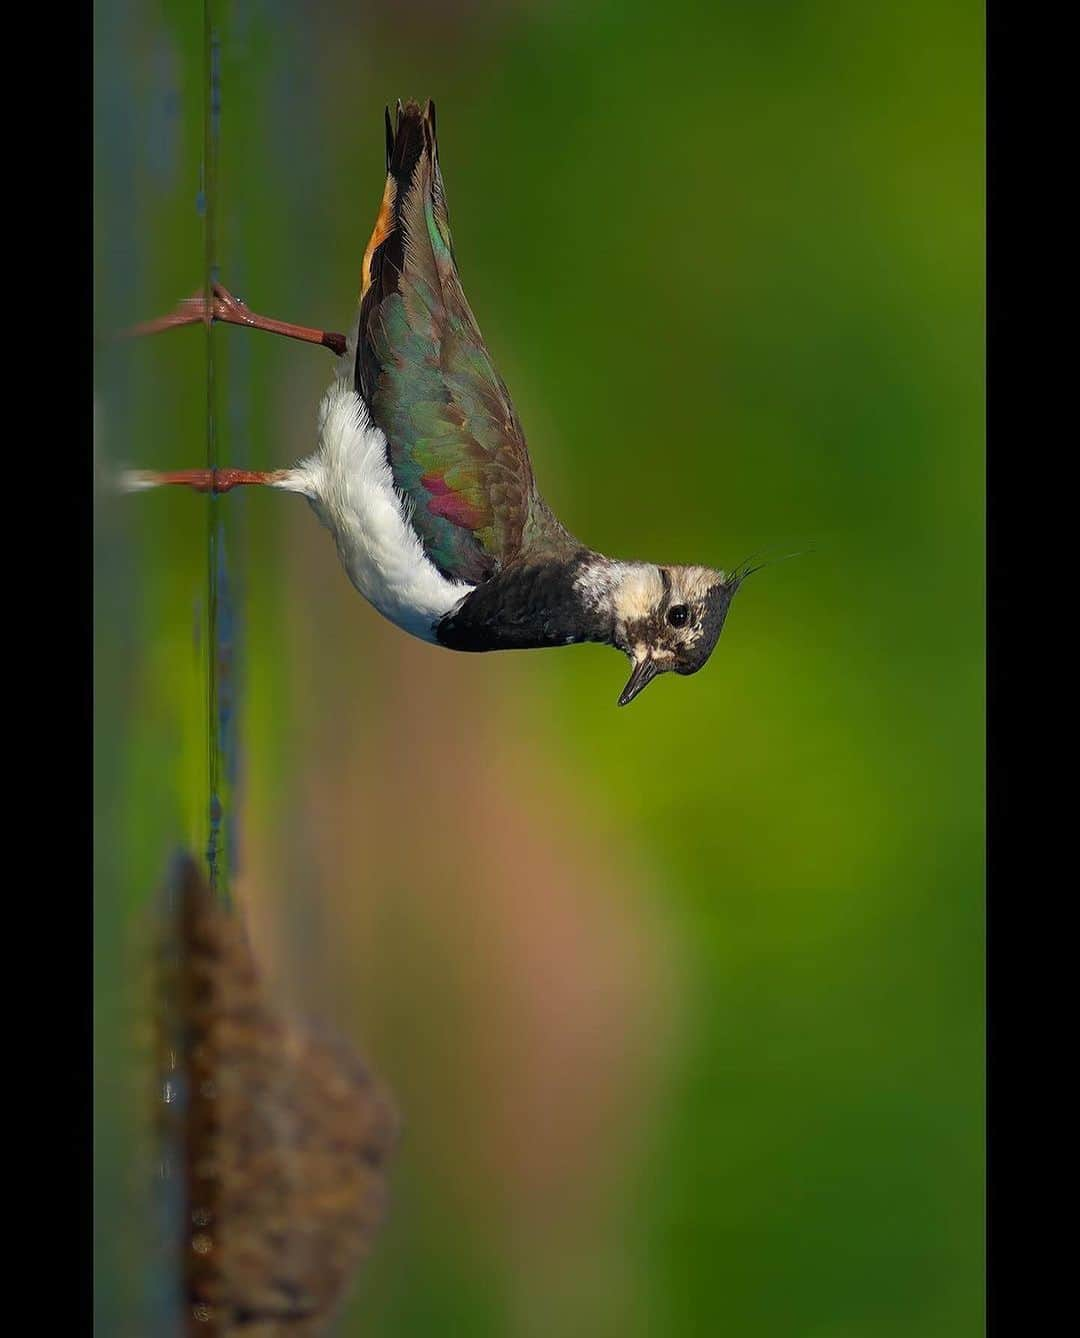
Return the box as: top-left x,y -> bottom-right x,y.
124,281 -> 347,357
123,468 -> 290,494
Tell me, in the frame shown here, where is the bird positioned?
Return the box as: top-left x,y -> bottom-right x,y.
127,99 -> 750,706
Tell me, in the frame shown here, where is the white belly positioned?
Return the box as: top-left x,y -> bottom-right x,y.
284,377 -> 473,644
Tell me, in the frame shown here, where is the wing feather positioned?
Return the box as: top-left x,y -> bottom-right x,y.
355,100 -> 536,585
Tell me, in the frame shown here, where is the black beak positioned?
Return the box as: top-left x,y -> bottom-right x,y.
617,657 -> 659,707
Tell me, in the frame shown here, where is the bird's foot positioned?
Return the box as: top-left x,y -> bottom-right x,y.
121,281 -> 347,356
122,288 -> 211,339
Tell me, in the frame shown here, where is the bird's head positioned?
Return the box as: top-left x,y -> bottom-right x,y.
609,563 -> 744,706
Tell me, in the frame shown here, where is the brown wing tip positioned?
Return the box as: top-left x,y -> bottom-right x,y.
384,98 -> 441,184
394,97 -> 428,123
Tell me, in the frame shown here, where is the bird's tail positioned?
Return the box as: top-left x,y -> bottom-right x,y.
356,98 -> 455,405
359,98 -> 445,307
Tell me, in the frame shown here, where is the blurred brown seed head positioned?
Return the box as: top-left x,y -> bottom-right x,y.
156,854 -> 398,1336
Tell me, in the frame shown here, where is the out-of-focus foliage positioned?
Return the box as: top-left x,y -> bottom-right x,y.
95,1 -> 982,1334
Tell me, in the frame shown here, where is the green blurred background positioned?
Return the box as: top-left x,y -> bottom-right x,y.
94,0 -> 983,1333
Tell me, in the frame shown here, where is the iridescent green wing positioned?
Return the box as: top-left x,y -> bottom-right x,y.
355,100 -> 537,585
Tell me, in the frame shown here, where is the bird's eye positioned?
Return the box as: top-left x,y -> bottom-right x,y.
667,604 -> 690,628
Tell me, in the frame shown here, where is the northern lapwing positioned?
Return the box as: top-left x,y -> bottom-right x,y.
128,99 -> 750,706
